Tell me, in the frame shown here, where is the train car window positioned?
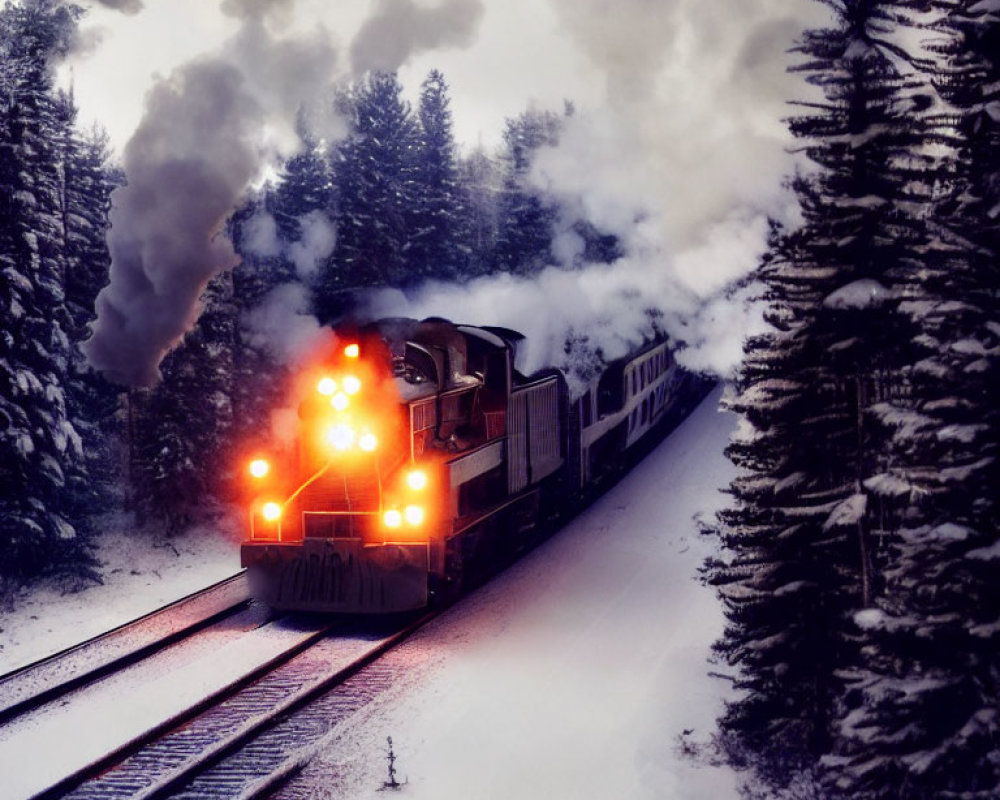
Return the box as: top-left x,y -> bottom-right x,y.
641,397 -> 648,424
631,408 -> 637,430
631,370 -> 637,395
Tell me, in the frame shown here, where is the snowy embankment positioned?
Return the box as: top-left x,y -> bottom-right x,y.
284,386 -> 741,800
0,514 -> 243,674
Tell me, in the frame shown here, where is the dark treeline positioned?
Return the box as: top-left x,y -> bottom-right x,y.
0,1 -> 616,581
710,1 -> 999,799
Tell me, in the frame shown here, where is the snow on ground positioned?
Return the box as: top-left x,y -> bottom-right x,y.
285,386 -> 740,800
0,510 -> 243,674
0,388 -> 743,799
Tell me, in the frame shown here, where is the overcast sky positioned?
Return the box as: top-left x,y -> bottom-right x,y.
67,0 -> 832,388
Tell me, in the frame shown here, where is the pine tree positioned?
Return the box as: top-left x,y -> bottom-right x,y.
409,69 -> 467,282
493,108 -> 562,275
0,0 -> 91,579
56,95 -> 123,524
819,3 -> 1000,796
711,0 -> 941,790
314,72 -> 418,321
457,146 -> 501,278
128,272 -> 237,531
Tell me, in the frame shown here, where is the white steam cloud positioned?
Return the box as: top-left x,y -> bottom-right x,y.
372,1 -> 825,387
89,0 -> 143,15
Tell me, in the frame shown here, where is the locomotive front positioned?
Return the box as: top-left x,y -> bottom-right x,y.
240,332 -> 441,614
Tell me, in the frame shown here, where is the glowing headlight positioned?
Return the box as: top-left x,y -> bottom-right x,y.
359,432 -> 378,452
327,424 -> 355,450
331,392 -> 350,411
344,343 -> 360,359
404,505 -> 424,526
249,459 -> 270,479
262,502 -> 282,522
407,470 -> 427,491
342,375 -> 362,395
317,377 -> 337,396
384,509 -> 402,528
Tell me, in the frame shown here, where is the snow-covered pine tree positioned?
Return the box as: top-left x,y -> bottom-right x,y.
711,0 -> 939,791
128,274 -> 236,531
0,0 -> 92,579
55,94 -> 123,523
409,69 -> 468,283
819,2 -> 1000,796
314,72 -> 418,321
457,146 -> 501,279
493,107 -> 562,276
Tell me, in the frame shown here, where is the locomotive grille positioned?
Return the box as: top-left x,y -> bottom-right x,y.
297,468 -> 382,515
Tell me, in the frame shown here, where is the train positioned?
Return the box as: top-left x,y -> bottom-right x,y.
240,317 -> 710,614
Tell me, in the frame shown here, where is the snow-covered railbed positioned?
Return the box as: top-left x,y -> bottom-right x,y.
0,573 -> 251,723
0,608 -> 353,800
272,386 -> 739,800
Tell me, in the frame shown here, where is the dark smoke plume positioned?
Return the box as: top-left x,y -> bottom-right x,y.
85,13 -> 339,387
84,61 -> 263,387
350,0 -> 484,75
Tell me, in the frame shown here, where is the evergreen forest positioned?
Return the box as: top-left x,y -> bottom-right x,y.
0,1 -> 996,797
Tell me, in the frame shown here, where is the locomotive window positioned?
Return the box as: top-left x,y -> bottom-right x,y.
631,370 -> 636,395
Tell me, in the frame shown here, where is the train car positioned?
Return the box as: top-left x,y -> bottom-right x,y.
240,318 -> 708,614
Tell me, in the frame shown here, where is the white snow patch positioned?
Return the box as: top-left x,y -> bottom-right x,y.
822,279 -> 891,310
0,512 -> 242,673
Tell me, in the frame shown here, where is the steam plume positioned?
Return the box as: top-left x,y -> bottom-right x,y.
350,0 -> 485,75
370,1 -> 825,386
89,0 -> 143,14
84,8 -> 339,386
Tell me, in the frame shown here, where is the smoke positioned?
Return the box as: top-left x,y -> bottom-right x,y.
89,0 -> 144,14
368,0 -> 824,386
242,283 -> 331,366
84,4 -> 340,386
349,0 -> 485,75
288,211 -> 337,280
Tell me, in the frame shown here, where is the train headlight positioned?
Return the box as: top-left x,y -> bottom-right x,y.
384,509 -> 402,528
342,375 -> 362,395
359,432 -> 378,452
327,424 -> 355,451
404,505 -> 424,526
331,392 -> 350,411
317,377 -> 337,396
262,502 -> 282,522
249,459 -> 270,479
407,470 -> 427,491
344,343 -> 360,359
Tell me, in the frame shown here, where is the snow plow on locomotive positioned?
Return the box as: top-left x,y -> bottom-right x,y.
241,317 -> 708,614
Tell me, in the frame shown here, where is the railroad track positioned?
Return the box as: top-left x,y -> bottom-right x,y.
0,571 -> 434,800
0,573 -> 253,726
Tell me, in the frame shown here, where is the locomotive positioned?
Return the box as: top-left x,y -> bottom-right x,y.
241,317 -> 707,613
